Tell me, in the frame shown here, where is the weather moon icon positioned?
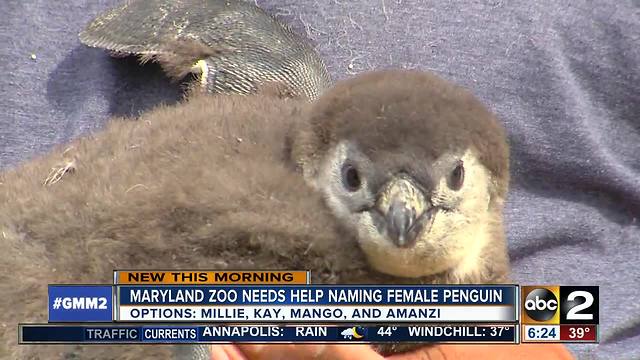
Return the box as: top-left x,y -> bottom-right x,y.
341,326 -> 366,340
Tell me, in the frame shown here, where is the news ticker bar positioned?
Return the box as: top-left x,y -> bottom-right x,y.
19,324 -> 518,344
48,285 -> 518,323
523,325 -> 599,343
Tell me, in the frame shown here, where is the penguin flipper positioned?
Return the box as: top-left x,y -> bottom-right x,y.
78,0 -> 331,99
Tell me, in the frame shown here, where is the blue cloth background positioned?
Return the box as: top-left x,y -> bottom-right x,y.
1,1 -> 638,358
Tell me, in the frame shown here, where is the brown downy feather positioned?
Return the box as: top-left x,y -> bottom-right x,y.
0,93 -> 365,359
0,70 -> 511,359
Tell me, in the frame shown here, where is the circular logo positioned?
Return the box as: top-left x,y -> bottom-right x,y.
524,288 -> 558,321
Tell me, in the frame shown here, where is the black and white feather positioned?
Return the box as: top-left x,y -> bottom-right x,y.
79,0 -> 332,100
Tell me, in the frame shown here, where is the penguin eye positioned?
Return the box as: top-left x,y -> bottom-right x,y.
449,161 -> 464,191
341,163 -> 362,192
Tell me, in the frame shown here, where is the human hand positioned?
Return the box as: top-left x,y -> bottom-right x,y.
209,343 -> 575,360
209,343 -> 383,360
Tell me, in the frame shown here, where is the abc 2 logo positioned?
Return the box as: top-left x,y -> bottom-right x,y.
522,286 -> 599,325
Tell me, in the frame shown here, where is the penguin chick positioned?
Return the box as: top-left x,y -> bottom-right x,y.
290,69 -> 511,356
0,70 -> 510,359
79,0 -> 331,100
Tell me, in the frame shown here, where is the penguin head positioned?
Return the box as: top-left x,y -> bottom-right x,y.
293,70 -> 510,279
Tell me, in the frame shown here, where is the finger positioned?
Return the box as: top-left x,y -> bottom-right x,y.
386,344 -> 575,360
441,344 -> 574,360
209,344 -> 230,360
209,344 -> 249,360
313,344 -> 384,360
237,343 -> 384,360
385,344 -> 451,360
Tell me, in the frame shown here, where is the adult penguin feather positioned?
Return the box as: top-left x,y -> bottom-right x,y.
79,0 -> 331,100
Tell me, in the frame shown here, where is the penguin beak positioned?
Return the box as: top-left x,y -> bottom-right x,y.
376,176 -> 434,248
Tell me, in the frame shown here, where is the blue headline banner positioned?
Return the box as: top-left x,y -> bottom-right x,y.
118,285 -> 516,305
20,324 -> 517,344
48,286 -> 113,322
